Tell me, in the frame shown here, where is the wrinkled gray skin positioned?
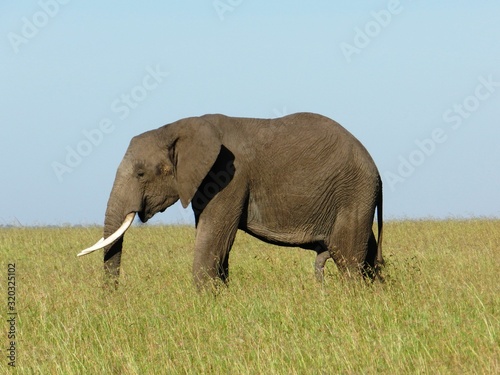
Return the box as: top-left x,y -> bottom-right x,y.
100,113 -> 383,289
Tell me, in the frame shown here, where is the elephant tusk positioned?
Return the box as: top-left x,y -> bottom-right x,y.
77,212 -> 136,257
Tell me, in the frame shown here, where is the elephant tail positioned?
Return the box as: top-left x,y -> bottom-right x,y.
376,174 -> 384,267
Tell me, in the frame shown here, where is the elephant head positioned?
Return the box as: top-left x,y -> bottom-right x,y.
78,117 -> 223,286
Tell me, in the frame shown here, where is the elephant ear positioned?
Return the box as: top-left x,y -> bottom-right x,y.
172,118 -> 222,208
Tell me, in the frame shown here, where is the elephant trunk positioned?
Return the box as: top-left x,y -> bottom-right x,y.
101,178 -> 139,287
78,168 -> 142,287
77,156 -> 142,288
103,209 -> 126,286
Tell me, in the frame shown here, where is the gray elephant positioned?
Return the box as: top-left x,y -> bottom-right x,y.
314,251 -> 332,282
78,112 -> 383,289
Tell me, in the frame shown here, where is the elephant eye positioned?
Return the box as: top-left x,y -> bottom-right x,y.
135,162 -> 147,179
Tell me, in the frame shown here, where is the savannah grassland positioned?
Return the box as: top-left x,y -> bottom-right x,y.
1,220 -> 499,374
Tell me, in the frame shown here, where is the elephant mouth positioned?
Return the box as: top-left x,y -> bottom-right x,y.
138,197 -> 151,223
138,195 -> 172,223
138,210 -> 150,223
138,207 -> 167,223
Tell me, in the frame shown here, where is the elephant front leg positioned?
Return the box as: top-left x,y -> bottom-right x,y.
192,216 -> 239,290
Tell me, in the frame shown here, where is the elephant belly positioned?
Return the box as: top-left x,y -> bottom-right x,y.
242,196 -> 327,246
243,221 -> 321,247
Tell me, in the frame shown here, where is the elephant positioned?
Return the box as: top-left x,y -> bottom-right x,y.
78,112 -> 383,289
314,251 -> 332,282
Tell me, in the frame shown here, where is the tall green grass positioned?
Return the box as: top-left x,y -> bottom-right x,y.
1,220 -> 498,374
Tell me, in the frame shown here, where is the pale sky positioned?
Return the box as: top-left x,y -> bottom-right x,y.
1,1 -> 499,225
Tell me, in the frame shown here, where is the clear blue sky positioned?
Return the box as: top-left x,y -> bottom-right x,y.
1,1 -> 499,226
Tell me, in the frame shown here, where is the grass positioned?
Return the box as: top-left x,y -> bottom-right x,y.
1,220 -> 499,374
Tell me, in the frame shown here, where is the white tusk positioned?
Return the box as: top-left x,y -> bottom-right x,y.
77,212 -> 136,257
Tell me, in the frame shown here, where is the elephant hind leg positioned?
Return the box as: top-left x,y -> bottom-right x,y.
364,230 -> 385,281
326,213 -> 372,278
360,230 -> 380,280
